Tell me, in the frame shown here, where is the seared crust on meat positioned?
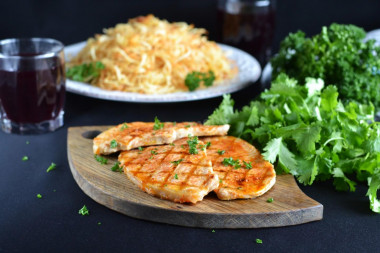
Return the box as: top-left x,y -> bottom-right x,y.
94,122 -> 229,155
119,138 -> 219,204
201,136 -> 276,200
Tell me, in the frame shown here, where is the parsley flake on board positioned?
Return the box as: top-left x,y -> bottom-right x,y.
206,74 -> 380,213
256,239 -> 263,244
94,154 -> 108,165
22,156 -> 28,161
111,162 -> 123,172
187,136 -> 199,155
153,116 -> 164,130
78,205 -> 89,216
267,198 -> 274,203
46,163 -> 57,172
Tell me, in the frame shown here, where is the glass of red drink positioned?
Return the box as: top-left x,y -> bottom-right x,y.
217,0 -> 276,66
0,38 -> 65,134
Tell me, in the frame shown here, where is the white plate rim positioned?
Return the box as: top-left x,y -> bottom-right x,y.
64,41 -> 261,103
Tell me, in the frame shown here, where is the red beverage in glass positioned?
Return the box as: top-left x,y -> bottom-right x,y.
217,0 -> 276,66
0,38 -> 65,134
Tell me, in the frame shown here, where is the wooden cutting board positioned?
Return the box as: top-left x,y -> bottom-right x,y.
67,126 -> 323,228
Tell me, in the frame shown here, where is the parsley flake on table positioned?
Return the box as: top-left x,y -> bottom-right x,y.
94,154 -> 108,165
267,198 -> 274,203
212,229 -> 216,233
36,194 -> 42,199
153,116 -> 164,130
22,156 -> 28,161
97,222 -> 101,225
78,205 -> 89,216
171,159 -> 184,165
256,239 -> 263,244
110,139 -> 118,148
187,135 -> 199,155
46,162 -> 57,172
111,162 -> 123,172
26,141 -> 30,144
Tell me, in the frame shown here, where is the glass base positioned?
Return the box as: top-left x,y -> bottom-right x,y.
1,111 -> 64,134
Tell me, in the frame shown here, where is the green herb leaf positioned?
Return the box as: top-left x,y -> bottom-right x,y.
267,197 -> 274,203
153,116 -> 164,130
36,194 -> 42,199
185,71 -> 216,91
120,123 -> 129,131
22,156 -> 28,161
46,162 -> 57,172
171,159 -> 184,165
256,239 -> 263,244
110,139 -> 118,148
222,157 -> 241,169
187,136 -> 199,155
66,61 -> 105,83
111,162 -> 123,172
94,154 -> 108,165
174,174 -> 178,179
243,161 -> 252,169
78,205 -> 89,216
205,142 -> 211,149
217,150 -> 225,155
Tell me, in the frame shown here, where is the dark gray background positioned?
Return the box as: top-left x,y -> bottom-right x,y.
0,1 -> 379,252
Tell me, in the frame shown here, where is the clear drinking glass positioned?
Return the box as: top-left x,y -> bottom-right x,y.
217,0 -> 276,66
0,38 -> 65,134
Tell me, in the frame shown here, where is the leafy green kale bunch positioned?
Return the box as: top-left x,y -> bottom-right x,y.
271,23 -> 380,109
206,74 -> 380,213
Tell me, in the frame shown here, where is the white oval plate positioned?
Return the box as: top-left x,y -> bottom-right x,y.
64,42 -> 261,103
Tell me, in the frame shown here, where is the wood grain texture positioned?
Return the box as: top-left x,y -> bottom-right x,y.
67,126 -> 323,228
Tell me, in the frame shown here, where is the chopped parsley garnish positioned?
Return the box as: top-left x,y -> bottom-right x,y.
256,239 -> 263,244
212,229 -> 216,233
181,145 -> 185,149
120,123 -> 129,130
205,142 -> 211,149
185,70 -> 216,91
66,61 -> 105,83
111,162 -> 123,172
169,143 -> 175,146
110,139 -> 118,148
173,122 -> 177,126
151,149 -> 158,155
78,205 -> 89,216
219,179 -> 223,184
153,116 -> 164,130
22,156 -> 28,161
243,161 -> 252,170
171,159 -> 184,165
97,222 -> 101,225
187,135 -> 199,155
36,194 -> 42,199
267,198 -> 274,203
185,124 -> 191,128
222,157 -> 241,169
217,150 -> 225,155
174,174 -> 179,179
26,141 -> 30,144
94,154 -> 108,164
46,162 -> 57,172
138,147 -> 144,151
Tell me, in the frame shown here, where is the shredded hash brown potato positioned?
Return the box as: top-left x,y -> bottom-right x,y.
68,15 -> 237,94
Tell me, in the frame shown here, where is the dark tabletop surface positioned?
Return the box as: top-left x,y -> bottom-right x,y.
1,0 -> 380,252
